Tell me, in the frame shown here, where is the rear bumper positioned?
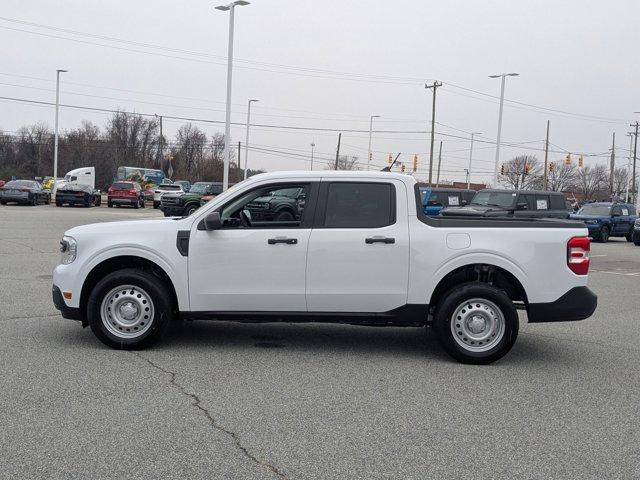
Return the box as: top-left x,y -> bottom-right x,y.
109,197 -> 137,205
1,192 -> 29,202
527,286 -> 597,323
52,285 -> 82,321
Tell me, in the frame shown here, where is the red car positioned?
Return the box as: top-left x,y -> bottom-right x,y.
0,180 -> 5,189
107,181 -> 145,209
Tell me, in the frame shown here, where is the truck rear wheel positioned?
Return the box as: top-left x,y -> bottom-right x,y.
87,268 -> 173,349
433,283 -> 518,364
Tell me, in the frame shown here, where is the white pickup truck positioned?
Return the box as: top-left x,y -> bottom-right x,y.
53,171 -> 597,364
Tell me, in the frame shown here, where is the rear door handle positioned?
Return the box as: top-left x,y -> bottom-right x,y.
365,236 -> 395,244
268,237 -> 298,245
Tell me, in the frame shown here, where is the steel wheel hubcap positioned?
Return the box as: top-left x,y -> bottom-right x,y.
450,298 -> 505,353
100,285 -> 154,339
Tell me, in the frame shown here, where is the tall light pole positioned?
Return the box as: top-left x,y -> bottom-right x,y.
489,72 -> 519,186
215,0 -> 250,191
425,81 -> 442,185
310,142 -> 315,170
53,69 -> 67,181
367,115 -> 380,170
243,98 -> 258,180
466,132 -> 482,189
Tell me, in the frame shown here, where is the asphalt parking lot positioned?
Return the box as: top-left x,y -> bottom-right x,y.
1,204 -> 639,480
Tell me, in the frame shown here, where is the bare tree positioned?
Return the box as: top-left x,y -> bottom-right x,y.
575,164 -> 608,200
611,167 -> 629,196
497,155 -> 541,190
327,155 -> 359,170
546,162 -> 578,192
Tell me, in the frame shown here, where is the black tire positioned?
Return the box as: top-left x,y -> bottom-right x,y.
45,195 -> 51,205
140,199 -> 145,208
274,209 -> 295,221
84,198 -> 91,208
1,200 -> 6,205
183,204 -> 199,216
55,199 -> 63,207
31,195 -> 37,206
133,200 -> 140,209
598,226 -> 610,243
633,231 -> 640,246
94,196 -> 102,207
626,229 -> 633,242
107,201 -> 113,208
87,268 -> 174,349
153,201 -> 160,209
433,283 -> 519,365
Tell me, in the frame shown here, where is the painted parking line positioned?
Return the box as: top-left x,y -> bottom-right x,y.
591,270 -> 640,276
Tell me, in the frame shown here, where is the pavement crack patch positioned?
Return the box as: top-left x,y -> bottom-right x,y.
133,352 -> 288,480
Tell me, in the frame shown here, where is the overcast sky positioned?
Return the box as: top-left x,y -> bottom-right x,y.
2,0 -> 638,183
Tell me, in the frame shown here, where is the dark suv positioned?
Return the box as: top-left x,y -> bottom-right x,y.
570,202 -> 638,242
246,186 -> 306,222
161,182 -> 223,217
441,189 -> 571,219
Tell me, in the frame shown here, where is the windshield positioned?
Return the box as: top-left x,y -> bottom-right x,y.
578,204 -> 611,216
190,183 -> 212,194
471,191 -> 517,208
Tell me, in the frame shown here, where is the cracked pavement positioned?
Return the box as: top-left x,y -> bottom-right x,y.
1,204 -> 640,479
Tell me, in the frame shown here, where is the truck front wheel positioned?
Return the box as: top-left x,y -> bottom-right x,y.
433,283 -> 518,364
87,268 -> 173,349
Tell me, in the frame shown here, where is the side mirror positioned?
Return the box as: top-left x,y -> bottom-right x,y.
202,212 -> 222,230
516,202 -> 528,211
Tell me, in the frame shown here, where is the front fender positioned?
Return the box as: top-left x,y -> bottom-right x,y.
77,245 -> 188,311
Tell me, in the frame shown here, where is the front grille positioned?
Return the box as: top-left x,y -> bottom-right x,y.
161,196 -> 180,206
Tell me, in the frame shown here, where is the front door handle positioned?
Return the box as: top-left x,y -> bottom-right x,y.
365,236 -> 395,244
268,237 -> 298,245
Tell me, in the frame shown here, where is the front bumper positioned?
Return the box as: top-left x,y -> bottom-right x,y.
52,285 -> 82,321
527,286 -> 597,323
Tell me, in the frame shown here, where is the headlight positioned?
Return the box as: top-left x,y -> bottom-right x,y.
60,236 -> 77,265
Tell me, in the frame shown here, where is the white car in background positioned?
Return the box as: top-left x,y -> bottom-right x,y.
153,183 -> 184,209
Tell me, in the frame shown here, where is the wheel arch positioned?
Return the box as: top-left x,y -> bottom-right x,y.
429,262 -> 529,309
79,255 -> 180,326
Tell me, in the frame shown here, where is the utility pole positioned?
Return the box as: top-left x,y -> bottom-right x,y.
334,132 -> 342,170
53,69 -> 67,181
367,115 -> 380,170
609,132 -> 615,198
237,141 -> 241,182
310,142 -> 315,170
157,114 -> 163,169
425,81 -> 442,185
631,121 -> 639,203
543,120 -> 550,190
243,99 -> 258,180
489,72 -> 519,186
466,132 -> 481,189
626,132 -> 633,202
435,141 -> 443,187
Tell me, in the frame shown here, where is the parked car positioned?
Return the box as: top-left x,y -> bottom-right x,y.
153,183 -> 184,209
418,186 -> 475,216
161,182 -> 223,217
0,180 -> 51,205
107,181 -> 145,209
441,189 -> 571,219
55,183 -> 102,207
0,180 -> 5,189
173,180 -> 191,192
245,185 -> 306,222
632,219 -> 640,246
53,171 -> 597,364
570,202 -> 638,242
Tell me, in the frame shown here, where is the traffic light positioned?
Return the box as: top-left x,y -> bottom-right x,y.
368,152 -> 373,162
412,154 -> 418,172
549,162 -> 555,172
565,154 -> 572,165
388,153 -> 393,164
400,163 -> 406,173
500,164 -> 506,175
578,155 -> 584,168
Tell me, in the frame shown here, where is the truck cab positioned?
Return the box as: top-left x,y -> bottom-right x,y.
570,202 -> 638,242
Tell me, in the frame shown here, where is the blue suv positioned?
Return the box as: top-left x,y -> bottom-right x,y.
419,187 -> 475,216
570,202 -> 638,243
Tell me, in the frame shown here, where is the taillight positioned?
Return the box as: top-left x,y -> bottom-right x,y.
567,236 -> 590,275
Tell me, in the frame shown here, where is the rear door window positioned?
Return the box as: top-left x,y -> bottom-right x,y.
323,182 -> 395,228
